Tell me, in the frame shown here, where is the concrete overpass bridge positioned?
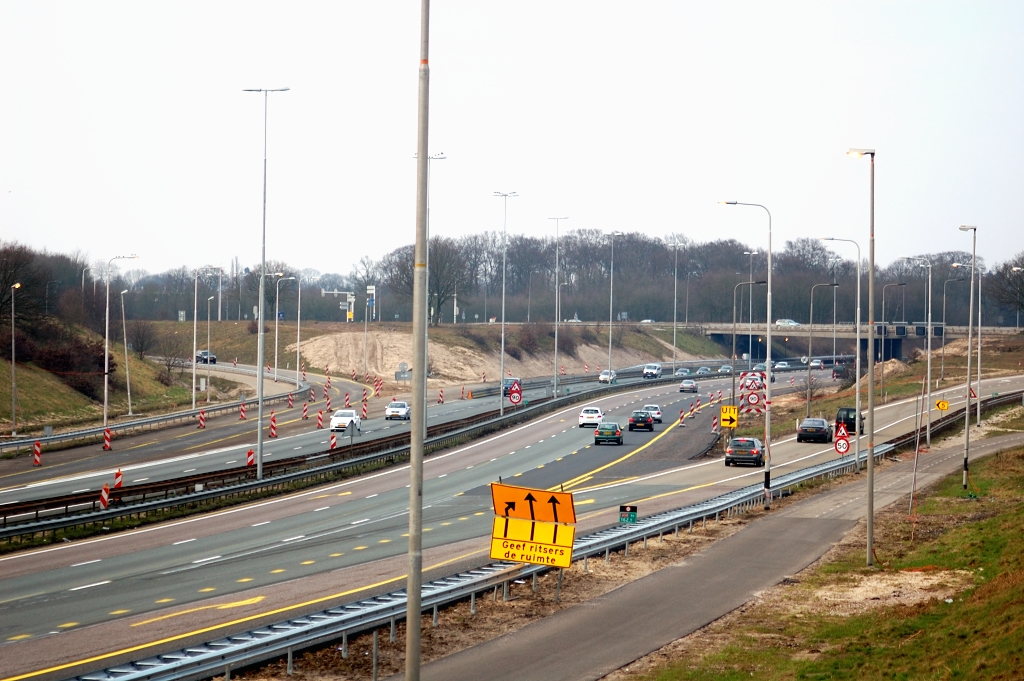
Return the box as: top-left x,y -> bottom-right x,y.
696,323 -> 1020,362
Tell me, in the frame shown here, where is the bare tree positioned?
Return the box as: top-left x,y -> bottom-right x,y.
128,318 -> 157,358
158,331 -> 191,377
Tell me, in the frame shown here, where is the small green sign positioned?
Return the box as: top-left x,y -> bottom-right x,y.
619,505 -> 638,524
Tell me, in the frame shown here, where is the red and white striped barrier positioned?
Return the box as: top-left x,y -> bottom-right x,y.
362,388 -> 368,402
345,392 -> 351,407
352,369 -> 357,381
438,388 -> 444,405
790,376 -> 795,386
288,393 -> 294,408
247,448 -> 255,466
33,441 -> 41,466
330,433 -> 337,449
584,363 -> 589,373
361,401 -> 367,419
114,468 -> 123,489
326,396 -> 332,412
269,411 -> 277,438
240,401 -> 247,419
301,361 -> 306,381
317,411 -> 324,429
266,364 -> 271,374
696,398 -> 702,411
365,371 -> 370,382
597,364 -> 601,373
198,410 -> 206,429
461,385 -> 465,400
325,365 -> 330,375
688,402 -> 695,416
507,368 -> 512,377
323,385 -> 329,400
482,372 -> 487,383
233,358 -> 237,367
102,428 -> 112,451
99,483 -> 110,510
326,376 -> 331,390
560,365 -> 565,376
302,402 -> 309,419
711,416 -> 718,432
717,390 -> 723,403
679,409 -> 686,427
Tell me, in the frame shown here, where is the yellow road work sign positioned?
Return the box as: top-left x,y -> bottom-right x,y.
935,400 -> 950,411
720,405 -> 739,428
490,516 -> 575,568
491,482 -> 576,524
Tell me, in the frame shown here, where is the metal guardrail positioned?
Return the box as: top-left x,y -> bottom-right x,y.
68,389 -> 1023,681
0,365 -> 310,456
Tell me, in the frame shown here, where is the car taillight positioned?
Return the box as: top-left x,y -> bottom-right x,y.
629,418 -> 635,422
615,430 -> 621,436
595,429 -> 600,435
752,449 -> 759,455
726,448 -> 733,454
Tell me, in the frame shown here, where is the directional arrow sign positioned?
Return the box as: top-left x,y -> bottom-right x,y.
935,400 -> 950,411
490,517 -> 575,568
720,405 -> 738,428
490,482 -> 576,524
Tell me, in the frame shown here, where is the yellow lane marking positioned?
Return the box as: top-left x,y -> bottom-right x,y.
198,588 -> 216,593
154,598 -> 174,604
575,498 -> 596,505
4,549 -> 489,681
354,546 -> 368,550
423,527 -> 432,532
329,553 -> 343,557
337,491 -> 352,496
6,635 -> 31,641
132,597 -> 266,626
458,517 -> 468,521
312,494 -> 330,499
271,569 -> 285,574
553,417 -> 682,491
440,522 -> 451,526
379,539 -> 391,543
57,623 -> 77,629
237,578 -> 253,583
473,512 -> 485,516
301,561 -> 314,565
109,609 -> 130,615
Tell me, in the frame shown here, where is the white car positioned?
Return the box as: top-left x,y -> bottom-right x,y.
775,319 -> 801,327
642,404 -> 663,423
598,370 -> 617,384
578,406 -> 604,427
384,401 -> 410,420
775,361 -> 791,369
809,359 -> 824,369
642,363 -> 662,379
329,409 -> 361,433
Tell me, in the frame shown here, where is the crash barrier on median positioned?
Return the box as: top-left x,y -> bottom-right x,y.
0,364 -> 311,457
66,388 -> 1003,681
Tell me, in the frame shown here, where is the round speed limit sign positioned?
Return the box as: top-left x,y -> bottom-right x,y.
834,437 -> 850,455
509,391 -> 522,405
746,392 -> 761,406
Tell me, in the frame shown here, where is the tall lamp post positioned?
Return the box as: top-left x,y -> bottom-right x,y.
244,86 -> 289,481
1013,267 -> 1023,329
940,277 -> 966,381
732,280 -> 766,406
274,276 -> 296,381
494,191 -> 518,416
549,216 -> 568,396
900,256 -> 932,445
120,290 -> 133,416
880,282 -> 905,404
958,226 -> 978,489
807,282 -> 839,417
607,231 -> 625,372
295,276 -> 304,390
848,147 -> 876,566
104,255 -> 138,431
673,240 -> 685,371
721,201 -> 773,509
81,267 -> 91,297
744,251 -> 759,369
10,282 -> 20,436
206,296 -> 215,402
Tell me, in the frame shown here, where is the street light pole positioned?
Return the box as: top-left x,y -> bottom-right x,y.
207,296 -> 214,402
807,283 -> 839,417
120,290 -> 133,416
958,226 -> 977,489
880,282 -> 905,404
901,256 -> 932,446
722,202 -> 773,509
744,252 -> 758,369
673,240 -> 681,371
848,147 -> 876,566
940,277 -> 965,381
549,217 -> 568,396
275,276 -> 296,381
104,255 -> 137,431
10,283 -> 20,436
1012,267 -> 1023,329
296,277 -> 303,390
243,86 -> 290,481
494,191 -> 517,416
976,266 -> 983,426
733,280 -> 766,406
608,231 -> 624,372
821,238 -> 862,470
81,267 -> 91,298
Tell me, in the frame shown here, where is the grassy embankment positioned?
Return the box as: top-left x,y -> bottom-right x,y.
634,444 -> 1024,680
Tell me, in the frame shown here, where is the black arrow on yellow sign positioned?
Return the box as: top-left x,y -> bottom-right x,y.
548,495 -> 561,522
524,493 -> 537,519
722,414 -> 738,427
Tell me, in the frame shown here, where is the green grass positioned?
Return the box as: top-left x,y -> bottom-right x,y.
635,446 -> 1024,681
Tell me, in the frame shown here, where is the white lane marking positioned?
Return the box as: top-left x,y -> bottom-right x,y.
281,535 -> 305,542
70,580 -> 110,591
252,521 -> 270,527
71,559 -> 101,567
314,506 -> 330,512
366,493 -> 378,498
351,518 -> 370,525
466,465 -> 474,469
438,474 -> 447,478
225,460 -> 237,465
72,489 -> 90,494
183,469 -> 196,473
173,538 -> 196,545
294,447 -> 303,450
192,555 -> 221,564
133,478 -> 149,483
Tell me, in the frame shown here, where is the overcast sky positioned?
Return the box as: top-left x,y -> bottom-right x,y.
2,2 -> 1021,279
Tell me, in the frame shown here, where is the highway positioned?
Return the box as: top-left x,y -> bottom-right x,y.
1,370 -> 1019,681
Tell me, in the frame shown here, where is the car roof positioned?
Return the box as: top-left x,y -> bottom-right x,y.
335,410 -> 356,416
801,418 -> 826,424
643,404 -> 660,409
582,407 -> 601,412
631,409 -> 651,415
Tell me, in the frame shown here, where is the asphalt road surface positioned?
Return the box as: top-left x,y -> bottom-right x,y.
1,370 -> 1016,681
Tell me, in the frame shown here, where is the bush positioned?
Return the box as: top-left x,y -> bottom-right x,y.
558,330 -> 579,357
247,320 -> 270,334
580,325 -> 598,345
505,344 -> 522,360
517,324 -> 543,355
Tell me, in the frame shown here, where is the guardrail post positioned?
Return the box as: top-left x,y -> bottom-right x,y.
286,647 -> 293,675
583,555 -> 588,572
342,631 -> 348,658
225,666 -> 231,681
502,580 -> 509,601
532,573 -> 538,591
432,603 -> 439,625
555,568 -> 563,603
643,535 -> 648,549
624,541 -> 629,556
391,616 -> 396,640
605,547 -> 609,563
470,592 -> 476,614
373,629 -> 379,681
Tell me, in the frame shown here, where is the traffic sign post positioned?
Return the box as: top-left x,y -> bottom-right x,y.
619,505 -> 638,524
720,405 -> 738,429
508,380 -> 523,406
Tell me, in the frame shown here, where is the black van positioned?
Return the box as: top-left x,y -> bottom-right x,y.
835,407 -> 864,435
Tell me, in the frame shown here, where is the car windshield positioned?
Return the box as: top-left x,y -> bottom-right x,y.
729,438 -> 758,450
631,411 -> 650,418
583,408 -> 599,414
599,423 -> 619,430
389,403 -> 406,409
801,419 -> 825,427
643,405 -> 660,411
335,410 -> 356,418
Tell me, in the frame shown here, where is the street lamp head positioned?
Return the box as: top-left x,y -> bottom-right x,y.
493,191 -> 518,198
951,263 -> 965,269
208,296 -> 215,301
11,283 -> 20,290
755,280 -> 768,285
958,225 -> 977,232
1013,267 -> 1023,273
744,251 -> 759,256
847,148 -> 875,158
120,289 -> 129,295
243,87 -> 290,92
719,201 -> 738,205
